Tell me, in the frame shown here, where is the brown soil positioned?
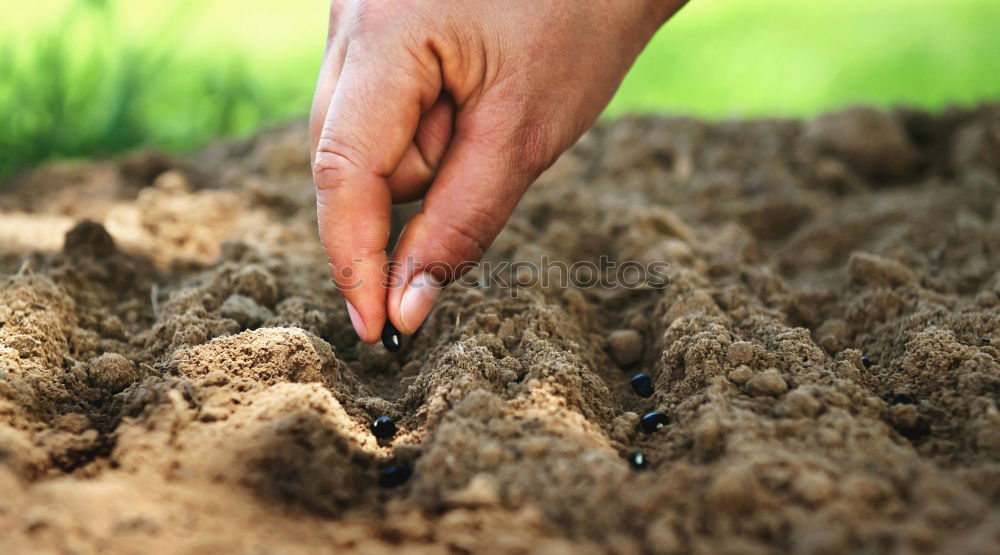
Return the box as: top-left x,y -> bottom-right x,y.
1,105 -> 998,554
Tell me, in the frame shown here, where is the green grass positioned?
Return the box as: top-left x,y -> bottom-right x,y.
611,0 -> 1000,116
2,0 -> 999,179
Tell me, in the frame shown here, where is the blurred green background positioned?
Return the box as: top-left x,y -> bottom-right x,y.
2,0 -> 999,179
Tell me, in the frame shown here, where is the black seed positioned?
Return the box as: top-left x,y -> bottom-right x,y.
640,411 -> 670,434
628,451 -> 648,470
630,373 -> 654,398
371,416 -> 397,439
898,419 -> 930,441
981,337 -> 991,346
382,321 -> 402,352
861,355 -> 873,369
378,465 -> 412,488
891,392 -> 915,405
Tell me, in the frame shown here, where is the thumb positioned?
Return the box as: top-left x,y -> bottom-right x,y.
387,108 -> 546,334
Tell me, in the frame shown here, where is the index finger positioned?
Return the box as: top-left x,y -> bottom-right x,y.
312,44 -> 439,343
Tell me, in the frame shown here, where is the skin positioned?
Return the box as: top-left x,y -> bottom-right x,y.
310,0 -> 688,343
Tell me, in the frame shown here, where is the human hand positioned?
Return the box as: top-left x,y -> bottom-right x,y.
310,0 -> 687,343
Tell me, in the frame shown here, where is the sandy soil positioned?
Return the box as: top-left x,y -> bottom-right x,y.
1,105 -> 998,554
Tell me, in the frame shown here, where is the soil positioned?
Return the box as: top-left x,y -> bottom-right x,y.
1,104 -> 999,554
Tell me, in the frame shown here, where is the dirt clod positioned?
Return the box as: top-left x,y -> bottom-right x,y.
86,352 -> 139,392
220,293 -> 273,329
805,105 -> 921,180
608,329 -> 643,365
745,368 -> 788,397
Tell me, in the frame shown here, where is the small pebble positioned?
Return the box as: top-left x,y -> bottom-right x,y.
378,465 -> 412,488
220,293 -> 274,329
630,373 -> 654,398
745,369 -> 788,397
87,353 -> 140,393
727,341 -> 756,365
608,329 -> 644,366
382,321 -> 402,352
371,416 -> 397,439
861,355 -> 873,369
628,451 -> 648,470
891,392 -> 915,405
640,411 -> 670,434
727,365 -> 754,385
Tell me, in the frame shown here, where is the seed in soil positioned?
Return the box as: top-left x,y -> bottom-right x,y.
898,419 -> 930,441
382,321 -> 402,352
378,465 -> 412,488
982,337 -> 991,346
891,392 -> 915,405
861,355 -> 873,369
371,416 -> 397,439
628,451 -> 648,470
640,411 -> 670,434
630,373 -> 654,398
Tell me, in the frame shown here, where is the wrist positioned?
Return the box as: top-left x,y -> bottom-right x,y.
648,0 -> 688,28
615,0 -> 686,55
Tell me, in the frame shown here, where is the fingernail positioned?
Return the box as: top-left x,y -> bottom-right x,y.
399,273 -> 442,332
345,299 -> 366,340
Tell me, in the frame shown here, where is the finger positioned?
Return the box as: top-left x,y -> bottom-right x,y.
386,95 -> 455,202
387,109 -> 542,334
314,45 -> 439,343
309,13 -> 349,158
309,51 -> 343,158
